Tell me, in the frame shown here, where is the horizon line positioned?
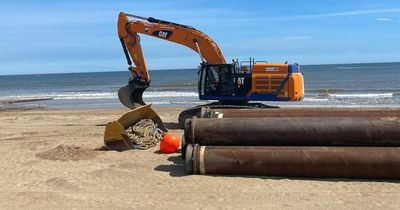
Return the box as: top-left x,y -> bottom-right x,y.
1,61 -> 399,76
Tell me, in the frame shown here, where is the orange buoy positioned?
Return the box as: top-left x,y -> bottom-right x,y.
160,132 -> 180,153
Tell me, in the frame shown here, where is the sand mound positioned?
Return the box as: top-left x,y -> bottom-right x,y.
36,144 -> 97,161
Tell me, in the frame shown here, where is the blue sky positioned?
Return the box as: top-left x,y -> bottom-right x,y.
1,0 -> 400,75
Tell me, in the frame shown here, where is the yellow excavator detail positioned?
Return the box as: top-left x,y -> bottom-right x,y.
104,104 -> 166,151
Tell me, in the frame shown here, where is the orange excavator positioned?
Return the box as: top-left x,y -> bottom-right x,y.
117,12 -> 227,110
104,12 -> 304,144
116,12 -> 303,122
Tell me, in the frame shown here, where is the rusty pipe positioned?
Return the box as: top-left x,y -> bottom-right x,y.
184,117 -> 400,147
200,107 -> 400,118
185,144 -> 400,179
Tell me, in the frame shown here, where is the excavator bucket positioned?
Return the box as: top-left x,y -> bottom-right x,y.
118,84 -> 146,109
104,104 -> 167,151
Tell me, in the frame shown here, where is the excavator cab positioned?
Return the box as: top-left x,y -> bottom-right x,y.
198,62 -> 253,103
199,64 -> 236,97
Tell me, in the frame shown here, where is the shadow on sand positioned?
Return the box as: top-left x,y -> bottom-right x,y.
154,153 -> 187,177
163,122 -> 182,130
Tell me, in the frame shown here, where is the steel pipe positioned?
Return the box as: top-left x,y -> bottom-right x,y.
184,117 -> 400,147
200,107 -> 400,118
185,144 -> 400,179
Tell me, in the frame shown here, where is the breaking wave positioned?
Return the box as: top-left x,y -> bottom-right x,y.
302,98 -> 329,102
328,93 -> 393,99
0,91 -> 199,100
144,91 -> 198,98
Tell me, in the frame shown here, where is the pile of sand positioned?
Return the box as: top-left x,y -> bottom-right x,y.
36,144 -> 97,161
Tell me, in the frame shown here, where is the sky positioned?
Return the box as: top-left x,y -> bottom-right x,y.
1,0 -> 400,75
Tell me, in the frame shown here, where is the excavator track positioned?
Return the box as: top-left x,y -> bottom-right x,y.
178,102 -> 279,128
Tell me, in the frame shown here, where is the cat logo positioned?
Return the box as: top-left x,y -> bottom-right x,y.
152,30 -> 172,39
237,77 -> 245,85
158,31 -> 168,38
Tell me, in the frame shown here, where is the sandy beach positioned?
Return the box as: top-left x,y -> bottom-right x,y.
0,107 -> 399,209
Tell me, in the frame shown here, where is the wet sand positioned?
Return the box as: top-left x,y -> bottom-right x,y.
0,107 -> 399,209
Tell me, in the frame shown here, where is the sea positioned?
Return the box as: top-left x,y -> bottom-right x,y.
1,62 -> 399,108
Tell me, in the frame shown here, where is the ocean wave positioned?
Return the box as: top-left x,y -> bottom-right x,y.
147,101 -> 172,105
302,98 -> 329,102
146,101 -> 205,105
0,91 -> 199,100
144,91 -> 198,98
308,88 -> 345,93
59,89 -> 101,93
328,93 -> 393,99
54,92 -> 114,99
334,66 -> 366,70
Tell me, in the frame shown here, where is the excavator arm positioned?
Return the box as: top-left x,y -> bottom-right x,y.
117,12 -> 226,109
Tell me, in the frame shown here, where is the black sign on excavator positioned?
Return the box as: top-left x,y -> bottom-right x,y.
152,30 -> 172,39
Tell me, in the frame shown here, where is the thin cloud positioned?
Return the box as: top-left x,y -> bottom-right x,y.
241,8 -> 400,21
376,17 -> 394,22
295,8 -> 400,18
217,8 -> 400,23
283,35 -> 311,40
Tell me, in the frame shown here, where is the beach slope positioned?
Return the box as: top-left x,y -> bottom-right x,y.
0,107 -> 399,209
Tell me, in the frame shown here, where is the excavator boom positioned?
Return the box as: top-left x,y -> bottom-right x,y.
117,12 -> 226,109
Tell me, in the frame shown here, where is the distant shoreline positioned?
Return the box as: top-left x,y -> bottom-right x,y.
1,61 -> 399,76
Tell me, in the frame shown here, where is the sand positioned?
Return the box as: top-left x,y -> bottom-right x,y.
0,107 -> 399,209
36,144 -> 98,161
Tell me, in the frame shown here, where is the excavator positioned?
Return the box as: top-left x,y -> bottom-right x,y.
104,12 -> 304,147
